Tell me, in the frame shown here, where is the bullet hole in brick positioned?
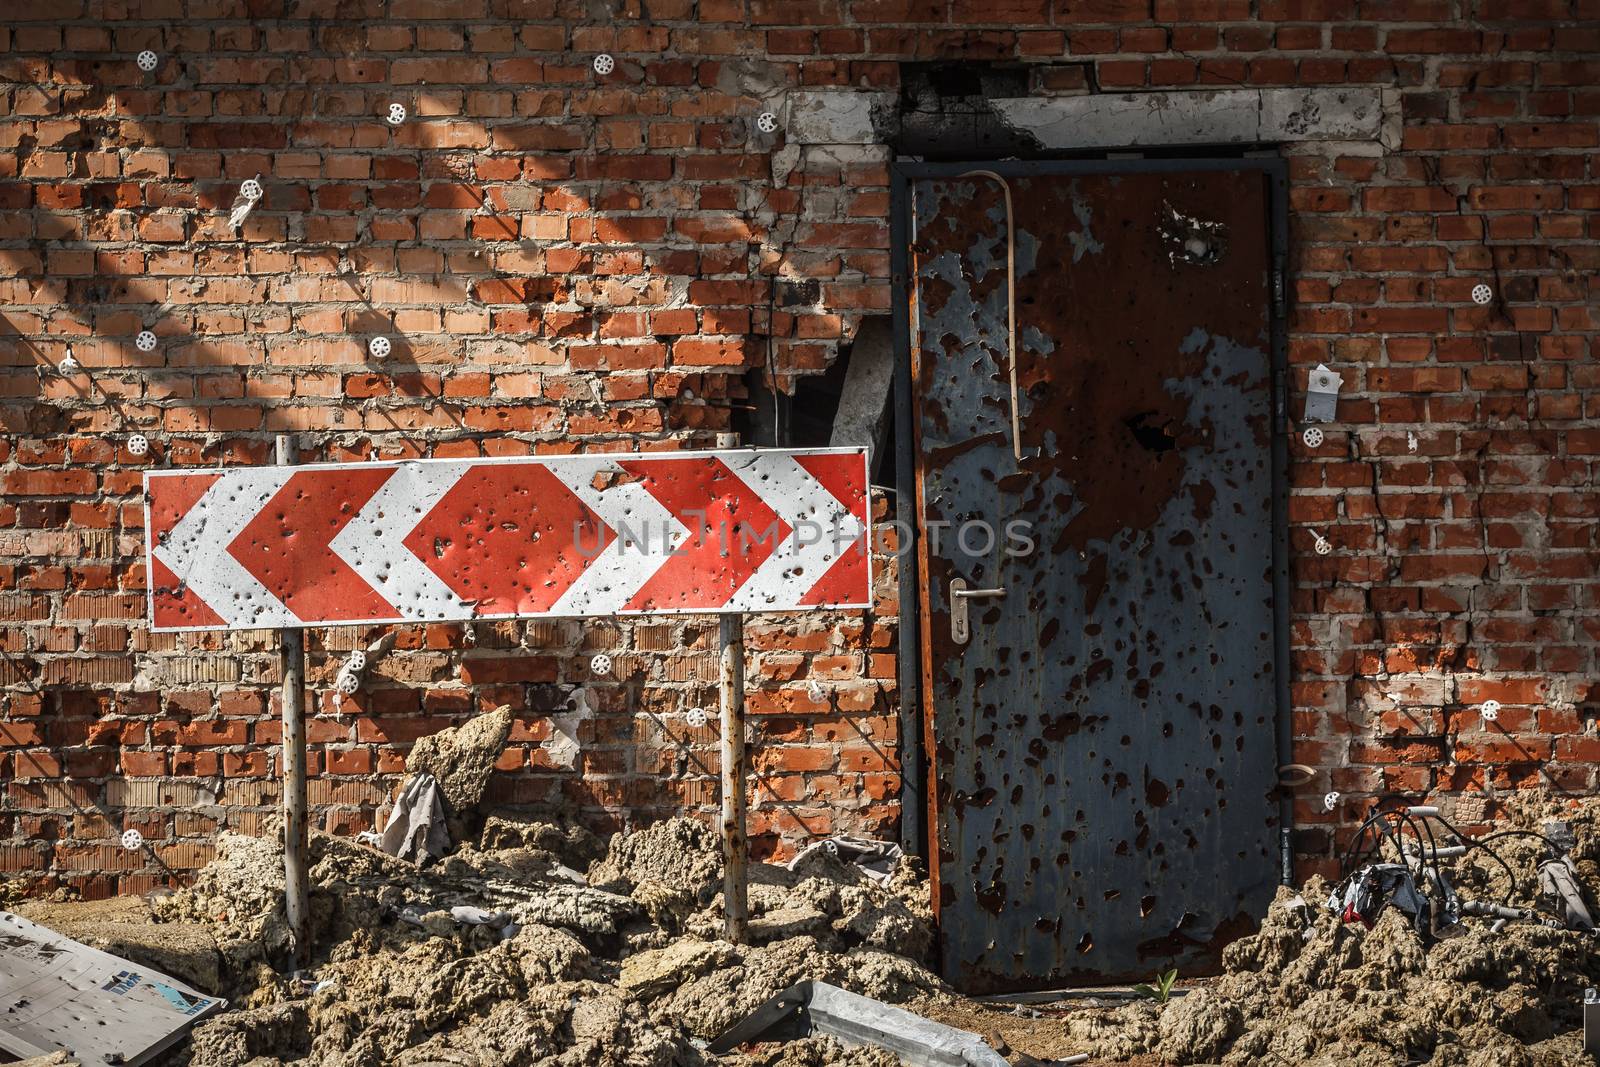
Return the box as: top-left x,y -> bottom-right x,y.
776,279 -> 821,307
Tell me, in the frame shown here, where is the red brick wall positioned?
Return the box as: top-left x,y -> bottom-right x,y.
0,0 -> 1596,896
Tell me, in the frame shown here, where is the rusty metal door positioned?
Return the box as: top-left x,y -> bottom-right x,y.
899,161 -> 1287,991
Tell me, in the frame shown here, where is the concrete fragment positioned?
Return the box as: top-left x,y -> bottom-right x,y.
512,882 -> 641,939
787,91 -> 896,145
748,905 -> 833,944
1259,87 -> 1385,142
710,981 -> 1010,1067
829,317 -> 895,472
479,811 -> 606,870
589,816 -> 723,907
771,143 -> 802,186
619,938 -> 737,999
993,88 -> 1388,150
405,704 -> 513,815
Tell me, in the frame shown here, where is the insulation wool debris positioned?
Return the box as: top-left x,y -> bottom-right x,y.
9,766 -> 1600,1067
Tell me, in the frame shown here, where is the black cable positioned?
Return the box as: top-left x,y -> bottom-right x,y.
1424,810 -> 1522,905
1341,801 -> 1565,920
1477,828 -> 1563,855
1339,804 -> 1413,879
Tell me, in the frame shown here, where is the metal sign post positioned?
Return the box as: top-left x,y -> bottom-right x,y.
274,434 -> 311,970
716,432 -> 749,943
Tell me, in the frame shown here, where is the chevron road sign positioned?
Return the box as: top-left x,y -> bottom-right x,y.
144,448 -> 872,631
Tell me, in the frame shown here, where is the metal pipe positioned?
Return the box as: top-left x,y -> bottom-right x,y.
888,167 -> 925,860
716,431 -> 749,944
275,433 -> 311,969
1266,162 -> 1295,886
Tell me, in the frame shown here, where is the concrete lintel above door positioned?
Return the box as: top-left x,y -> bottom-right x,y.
993,87 -> 1400,152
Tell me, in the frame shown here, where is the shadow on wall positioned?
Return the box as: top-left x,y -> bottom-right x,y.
0,48 -> 899,890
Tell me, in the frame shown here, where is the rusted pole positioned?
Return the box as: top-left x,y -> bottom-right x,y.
716,430 -> 749,944
275,433 -> 311,969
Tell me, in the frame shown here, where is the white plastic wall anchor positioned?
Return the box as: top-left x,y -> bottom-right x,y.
228,180 -> 261,229
806,679 -> 826,703
58,347 -> 81,375
121,828 -> 144,850
756,111 -> 779,133
1407,431 -> 1418,453
346,649 -> 367,672
685,706 -> 707,728
136,50 -> 159,72
335,668 -> 360,695
1323,791 -> 1340,813
127,434 -> 150,457
1480,699 -> 1501,722
592,53 -> 615,74
386,103 -> 407,125
1312,531 -> 1332,556
589,653 -> 613,676
135,330 -> 157,352
1301,426 -> 1324,448
1471,283 -> 1493,305
367,336 -> 391,359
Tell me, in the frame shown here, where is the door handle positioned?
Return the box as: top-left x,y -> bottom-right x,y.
950,577 -> 1006,645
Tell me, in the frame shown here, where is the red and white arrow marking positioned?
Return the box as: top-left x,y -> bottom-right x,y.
330,461 -> 476,622
144,449 -> 871,631
151,467 -> 300,629
541,457 -> 690,616
723,452 -> 865,611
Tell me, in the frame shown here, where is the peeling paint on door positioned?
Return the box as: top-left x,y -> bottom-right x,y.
908,165 -> 1284,991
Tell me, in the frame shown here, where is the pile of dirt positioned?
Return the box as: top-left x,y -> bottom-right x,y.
1041,799 -> 1600,1067
1143,886 -> 1593,1067
17,711 -> 1600,1067
138,813 -> 944,1066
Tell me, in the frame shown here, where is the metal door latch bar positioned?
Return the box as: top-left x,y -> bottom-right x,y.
950,578 -> 1006,645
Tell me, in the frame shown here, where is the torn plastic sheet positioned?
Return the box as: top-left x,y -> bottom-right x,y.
372,772 -> 450,865
0,911 -> 226,1066
394,904 -> 521,941
788,837 -> 905,885
1539,856 -> 1596,931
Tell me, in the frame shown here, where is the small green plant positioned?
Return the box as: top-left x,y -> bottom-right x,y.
1134,968 -> 1178,1004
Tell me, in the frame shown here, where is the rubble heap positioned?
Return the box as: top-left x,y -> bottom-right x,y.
1030,795 -> 1600,1067
148,814 -> 941,1066
10,708 -> 1597,1067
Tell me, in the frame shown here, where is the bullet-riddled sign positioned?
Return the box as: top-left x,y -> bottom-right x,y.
144,448 -> 872,631
0,911 -> 226,1066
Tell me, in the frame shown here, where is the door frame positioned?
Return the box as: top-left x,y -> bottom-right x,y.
887,156 -> 1295,895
